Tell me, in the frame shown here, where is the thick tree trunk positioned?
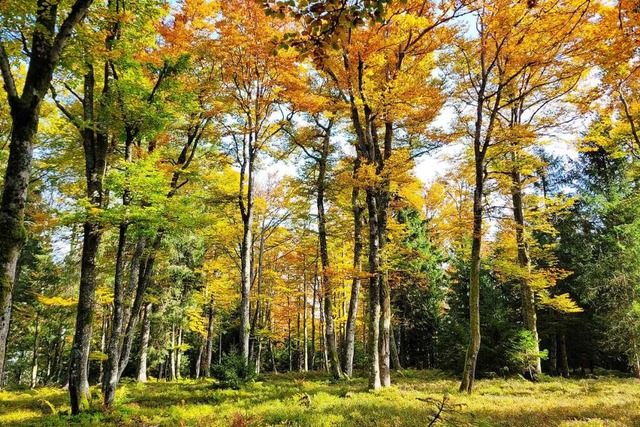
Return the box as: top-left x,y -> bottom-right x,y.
137,303 -> 152,382
344,159 -> 363,377
69,222 -> 101,413
0,108 -> 37,387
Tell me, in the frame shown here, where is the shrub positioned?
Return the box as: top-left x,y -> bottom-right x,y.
211,353 -> 257,389
507,330 -> 548,379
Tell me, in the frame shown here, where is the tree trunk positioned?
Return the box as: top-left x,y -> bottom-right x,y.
0,108 -> 36,388
69,221 -> 101,412
30,313 -> 39,388
311,272 -> 317,370
137,303 -> 152,382
366,191 -> 382,390
459,158 -> 484,393
344,159 -> 363,377
239,185 -> 253,364
390,323 -> 402,371
118,233 -> 163,379
103,223 -> 128,406
559,330 -> 570,378
204,302 -> 214,377
170,324 -> 176,381
510,168 -> 541,374
302,259 -> 308,372
316,141 -> 342,380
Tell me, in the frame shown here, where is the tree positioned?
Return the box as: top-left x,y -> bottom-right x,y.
0,0 -> 94,388
453,0 -> 592,392
313,0 -> 460,389
213,0 -> 300,364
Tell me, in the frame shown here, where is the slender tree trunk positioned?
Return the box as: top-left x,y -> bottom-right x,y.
510,168 -> 541,374
459,159 -> 484,393
316,143 -> 342,380
30,314 -> 39,388
302,260 -> 308,372
559,330 -> 570,378
137,303 -> 152,382
99,310 -> 107,384
311,273 -> 317,370
118,233 -> 162,379
344,159 -> 363,377
239,183 -> 254,364
103,223 -> 128,406
288,296 -> 292,372
549,326 -> 558,375
390,323 -> 402,371
204,302 -> 214,377
170,324 -> 176,381
269,339 -> 277,373
250,228 -> 265,370
366,191 -> 382,390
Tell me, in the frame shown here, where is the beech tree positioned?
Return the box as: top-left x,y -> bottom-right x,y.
0,0 -> 94,388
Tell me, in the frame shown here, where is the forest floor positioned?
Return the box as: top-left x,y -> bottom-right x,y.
0,370 -> 639,426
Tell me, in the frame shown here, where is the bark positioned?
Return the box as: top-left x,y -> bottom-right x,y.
0,0 -> 94,390
343,158 -> 363,377
136,303 -> 152,382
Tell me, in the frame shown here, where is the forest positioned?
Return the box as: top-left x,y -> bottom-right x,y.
0,0 -> 639,425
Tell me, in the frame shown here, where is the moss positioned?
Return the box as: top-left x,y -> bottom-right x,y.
0,372 -> 639,426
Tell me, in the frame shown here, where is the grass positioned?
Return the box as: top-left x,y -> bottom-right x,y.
1,370 -> 639,426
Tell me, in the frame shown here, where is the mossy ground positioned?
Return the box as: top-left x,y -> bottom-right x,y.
1,370 -> 639,426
